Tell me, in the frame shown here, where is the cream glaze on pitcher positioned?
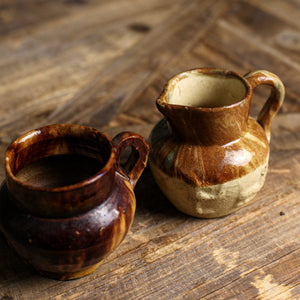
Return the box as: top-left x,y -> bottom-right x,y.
149,68 -> 285,218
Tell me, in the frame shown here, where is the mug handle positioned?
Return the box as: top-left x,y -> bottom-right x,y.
113,132 -> 149,188
245,70 -> 285,143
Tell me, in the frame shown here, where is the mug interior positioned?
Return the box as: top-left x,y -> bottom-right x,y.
167,70 -> 248,108
6,125 -> 113,189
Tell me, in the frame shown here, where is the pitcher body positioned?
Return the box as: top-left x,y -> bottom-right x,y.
149,68 -> 284,218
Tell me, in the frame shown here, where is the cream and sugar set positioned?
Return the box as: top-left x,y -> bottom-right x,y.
0,68 -> 284,279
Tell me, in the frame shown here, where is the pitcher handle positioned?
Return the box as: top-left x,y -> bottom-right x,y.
245,70 -> 285,143
113,132 -> 149,188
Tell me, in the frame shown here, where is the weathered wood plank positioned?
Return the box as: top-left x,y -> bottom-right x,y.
43,0 -> 232,127
250,0 -> 300,29
0,0 -> 173,136
0,0 -> 299,299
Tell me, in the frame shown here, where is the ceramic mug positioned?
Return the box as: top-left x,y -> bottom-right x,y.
0,124 -> 149,280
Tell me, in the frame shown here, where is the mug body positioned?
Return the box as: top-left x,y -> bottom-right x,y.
0,172 -> 135,280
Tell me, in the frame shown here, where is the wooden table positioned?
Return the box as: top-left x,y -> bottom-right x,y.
0,0 -> 299,299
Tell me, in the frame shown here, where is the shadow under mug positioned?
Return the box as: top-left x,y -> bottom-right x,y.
0,124 -> 149,280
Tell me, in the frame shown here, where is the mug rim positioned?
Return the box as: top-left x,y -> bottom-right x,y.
5,124 -> 116,193
157,68 -> 253,111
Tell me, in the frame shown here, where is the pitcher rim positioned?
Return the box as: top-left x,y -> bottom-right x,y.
156,68 -> 252,112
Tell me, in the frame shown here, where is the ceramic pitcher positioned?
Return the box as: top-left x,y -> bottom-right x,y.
149,68 -> 285,218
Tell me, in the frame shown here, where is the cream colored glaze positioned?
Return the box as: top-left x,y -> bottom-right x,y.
168,72 -> 246,108
150,153 -> 269,218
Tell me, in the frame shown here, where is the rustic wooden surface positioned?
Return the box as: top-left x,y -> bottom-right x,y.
0,0 -> 299,299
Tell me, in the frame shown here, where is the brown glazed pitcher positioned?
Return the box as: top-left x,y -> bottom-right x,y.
149,68 -> 284,218
0,124 -> 149,280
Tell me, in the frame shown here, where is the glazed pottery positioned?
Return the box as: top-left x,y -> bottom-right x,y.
149,68 -> 285,218
0,124 -> 149,280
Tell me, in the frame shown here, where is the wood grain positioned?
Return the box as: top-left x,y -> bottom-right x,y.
0,0 -> 299,299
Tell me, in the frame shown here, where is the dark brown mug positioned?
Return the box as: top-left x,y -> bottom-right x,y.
0,124 -> 149,280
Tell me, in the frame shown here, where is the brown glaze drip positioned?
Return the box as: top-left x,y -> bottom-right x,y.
158,103 -> 250,145
149,117 -> 269,186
